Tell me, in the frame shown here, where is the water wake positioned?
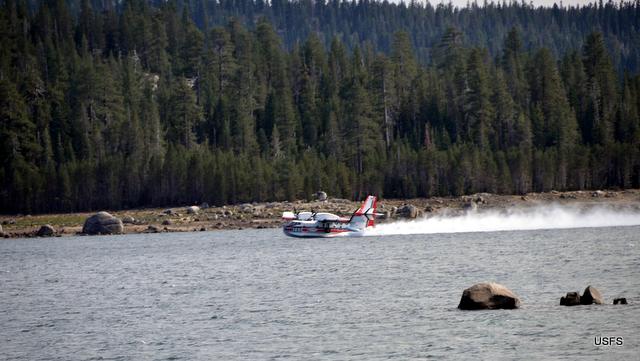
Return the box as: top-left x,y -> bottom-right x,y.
366,204 -> 640,236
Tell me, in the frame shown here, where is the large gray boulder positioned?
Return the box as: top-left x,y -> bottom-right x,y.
580,285 -> 604,305
82,212 -> 124,235
37,224 -> 56,237
315,191 -> 328,201
458,282 -> 521,310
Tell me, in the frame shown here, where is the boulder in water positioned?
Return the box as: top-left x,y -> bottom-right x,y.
37,224 -> 56,237
560,292 -> 581,306
580,285 -> 604,305
613,298 -> 627,305
458,282 -> 521,310
82,212 -> 124,235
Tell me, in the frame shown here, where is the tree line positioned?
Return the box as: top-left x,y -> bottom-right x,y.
0,0 -> 639,213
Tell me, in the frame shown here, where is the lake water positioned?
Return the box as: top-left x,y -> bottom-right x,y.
1,226 -> 639,360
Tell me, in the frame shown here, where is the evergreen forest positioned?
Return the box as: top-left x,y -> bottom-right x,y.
1,0 -> 640,213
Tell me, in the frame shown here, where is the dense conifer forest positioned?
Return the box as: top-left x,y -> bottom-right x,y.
1,0 -> 639,213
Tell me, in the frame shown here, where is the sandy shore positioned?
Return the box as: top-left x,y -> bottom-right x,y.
1,189 -> 640,238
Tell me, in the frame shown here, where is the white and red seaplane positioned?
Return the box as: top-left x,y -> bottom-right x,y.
282,195 -> 378,238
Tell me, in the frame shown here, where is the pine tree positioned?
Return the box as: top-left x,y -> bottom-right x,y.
165,77 -> 202,149
464,48 -> 493,148
582,32 -> 618,145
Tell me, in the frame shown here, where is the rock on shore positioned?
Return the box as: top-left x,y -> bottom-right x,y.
122,216 -> 135,224
186,206 -> 200,214
458,282 -> 521,310
396,204 -> 419,218
315,191 -> 328,201
37,224 -> 56,237
82,212 -> 124,235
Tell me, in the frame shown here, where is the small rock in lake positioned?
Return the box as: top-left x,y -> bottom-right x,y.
560,292 -> 581,306
613,298 -> 628,305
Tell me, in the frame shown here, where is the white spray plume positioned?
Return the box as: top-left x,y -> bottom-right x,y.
367,204 -> 640,236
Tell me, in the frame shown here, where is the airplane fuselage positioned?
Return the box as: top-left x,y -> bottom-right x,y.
282,220 -> 362,238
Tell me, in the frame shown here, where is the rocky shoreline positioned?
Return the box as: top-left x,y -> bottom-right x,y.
1,189 -> 640,238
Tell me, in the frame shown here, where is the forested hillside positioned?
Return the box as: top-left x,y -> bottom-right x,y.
197,0 -> 640,74
1,0 -> 639,213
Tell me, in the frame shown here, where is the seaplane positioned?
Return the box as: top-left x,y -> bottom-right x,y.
282,195 -> 378,238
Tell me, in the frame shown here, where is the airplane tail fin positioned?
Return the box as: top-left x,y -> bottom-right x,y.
349,195 -> 377,229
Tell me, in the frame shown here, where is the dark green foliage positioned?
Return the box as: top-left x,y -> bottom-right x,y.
1,1 -> 640,213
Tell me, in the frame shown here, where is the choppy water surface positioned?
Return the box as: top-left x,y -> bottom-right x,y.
1,226 -> 639,360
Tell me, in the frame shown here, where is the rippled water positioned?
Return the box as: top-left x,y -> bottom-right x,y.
1,226 -> 639,360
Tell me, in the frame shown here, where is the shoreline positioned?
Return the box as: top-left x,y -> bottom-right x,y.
1,189 -> 640,238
